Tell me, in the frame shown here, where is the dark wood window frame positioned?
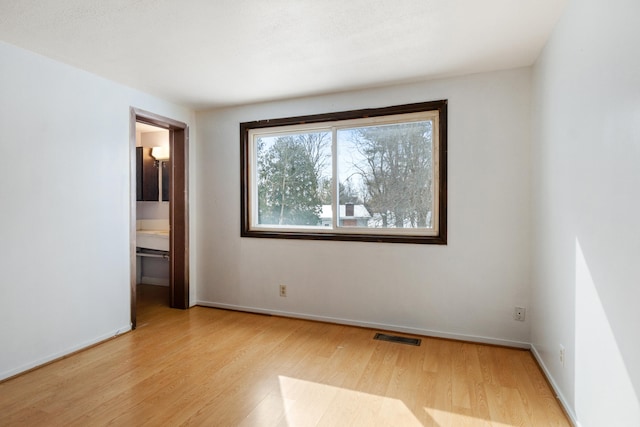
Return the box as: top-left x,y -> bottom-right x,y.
240,100 -> 447,245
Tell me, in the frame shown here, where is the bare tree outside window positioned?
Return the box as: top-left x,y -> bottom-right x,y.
338,121 -> 434,229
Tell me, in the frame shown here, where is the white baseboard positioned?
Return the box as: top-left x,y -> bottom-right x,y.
530,344 -> 579,427
0,325 -> 131,382
196,300 -> 531,349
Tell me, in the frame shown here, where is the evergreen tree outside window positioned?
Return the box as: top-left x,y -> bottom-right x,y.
256,132 -> 330,226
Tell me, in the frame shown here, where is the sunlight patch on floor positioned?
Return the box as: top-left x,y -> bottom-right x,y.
239,375 -> 527,426
423,407 -> 514,426
238,375 -> 424,426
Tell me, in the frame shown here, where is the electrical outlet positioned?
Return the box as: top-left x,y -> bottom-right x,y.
559,345 -> 565,367
279,284 -> 287,297
514,306 -> 526,321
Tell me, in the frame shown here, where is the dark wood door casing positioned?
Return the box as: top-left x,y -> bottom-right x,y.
130,108 -> 190,328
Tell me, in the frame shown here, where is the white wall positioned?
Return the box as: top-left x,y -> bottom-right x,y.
531,0 -> 640,425
196,68 -> 532,346
0,41 -> 196,380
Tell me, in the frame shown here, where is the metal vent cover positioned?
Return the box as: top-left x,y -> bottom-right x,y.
374,333 -> 421,346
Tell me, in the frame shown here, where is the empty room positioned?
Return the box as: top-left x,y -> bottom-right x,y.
1,0 -> 638,426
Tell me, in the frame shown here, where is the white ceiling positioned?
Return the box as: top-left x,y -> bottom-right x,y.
0,0 -> 567,110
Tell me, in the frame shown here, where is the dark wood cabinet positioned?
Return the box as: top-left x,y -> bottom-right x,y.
161,161 -> 170,202
136,147 -> 169,202
136,147 -> 143,201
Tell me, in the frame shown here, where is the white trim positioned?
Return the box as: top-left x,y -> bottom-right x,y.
247,224 -> 440,236
196,300 -> 531,349
247,111 -> 440,236
530,344 -> 580,427
247,111 -> 439,138
331,126 -> 338,230
0,325 -> 131,381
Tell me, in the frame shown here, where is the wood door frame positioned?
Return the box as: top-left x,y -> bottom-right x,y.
129,107 -> 190,328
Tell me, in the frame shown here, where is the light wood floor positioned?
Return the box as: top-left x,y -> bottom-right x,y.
1,285 -> 570,426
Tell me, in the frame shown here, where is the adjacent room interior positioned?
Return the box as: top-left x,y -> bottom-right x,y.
135,122 -> 171,310
1,1 -> 638,426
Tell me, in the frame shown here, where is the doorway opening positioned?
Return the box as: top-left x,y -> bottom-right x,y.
129,108 -> 189,329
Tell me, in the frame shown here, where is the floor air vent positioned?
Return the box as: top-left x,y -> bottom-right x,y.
374,333 -> 421,346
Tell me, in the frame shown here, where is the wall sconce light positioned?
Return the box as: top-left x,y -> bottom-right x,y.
151,146 -> 170,162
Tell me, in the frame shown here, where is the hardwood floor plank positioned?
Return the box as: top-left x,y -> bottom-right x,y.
0,285 -> 571,426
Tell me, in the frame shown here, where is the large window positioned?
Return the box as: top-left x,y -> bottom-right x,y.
240,100 -> 447,244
